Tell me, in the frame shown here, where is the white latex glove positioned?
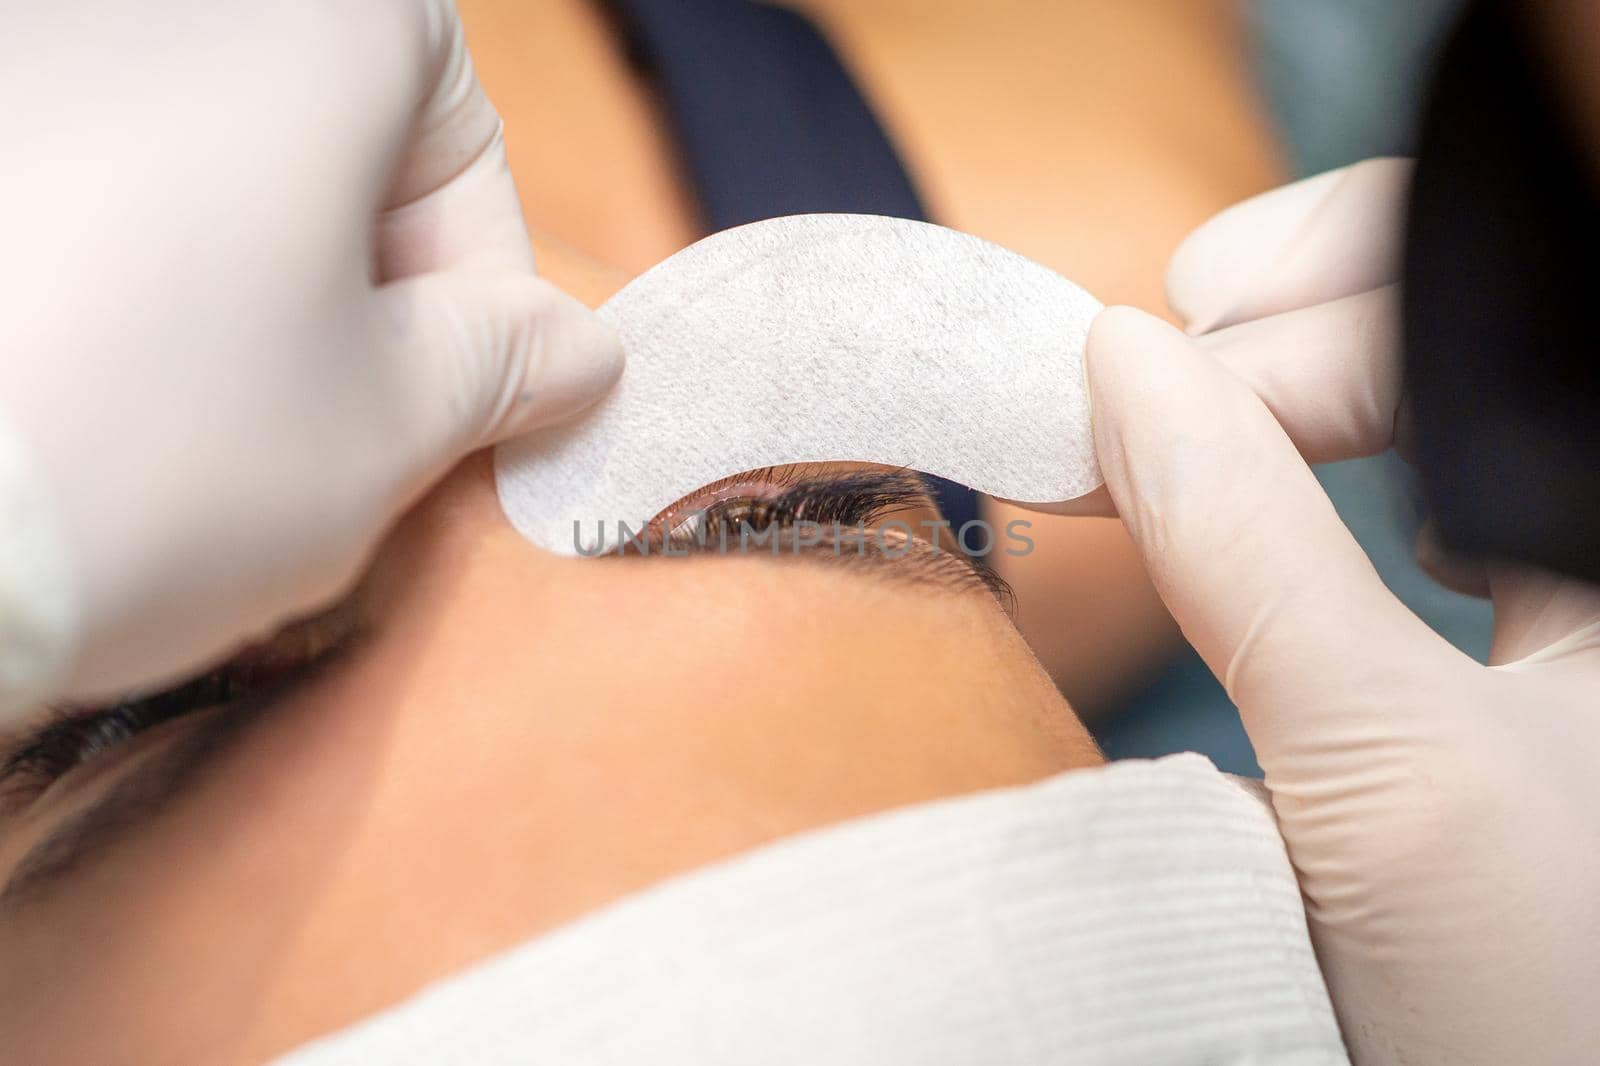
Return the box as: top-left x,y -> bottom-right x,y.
1084,159 -> 1600,1065
0,0 -> 622,716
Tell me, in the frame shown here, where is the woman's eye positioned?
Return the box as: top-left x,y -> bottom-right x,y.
648,467 -> 933,552
660,494 -> 803,547
700,497 -> 786,528
653,481 -> 792,543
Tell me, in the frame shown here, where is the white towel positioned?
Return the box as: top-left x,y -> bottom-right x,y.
276,753 -> 1347,1065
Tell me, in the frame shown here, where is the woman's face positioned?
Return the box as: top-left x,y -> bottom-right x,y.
0,452 -> 1099,1064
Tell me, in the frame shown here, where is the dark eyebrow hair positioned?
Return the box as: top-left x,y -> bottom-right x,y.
0,699 -> 262,913
0,618 -> 364,913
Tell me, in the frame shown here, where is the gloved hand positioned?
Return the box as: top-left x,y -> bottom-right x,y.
0,0 -> 621,716
1084,159 -> 1600,1065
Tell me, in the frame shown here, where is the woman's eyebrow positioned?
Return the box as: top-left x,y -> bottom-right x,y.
0,598 -> 368,896
0,609 -> 366,912
0,703 -> 254,912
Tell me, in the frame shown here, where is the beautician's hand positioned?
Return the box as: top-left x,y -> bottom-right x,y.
1084,159 -> 1600,1065
0,1 -> 622,716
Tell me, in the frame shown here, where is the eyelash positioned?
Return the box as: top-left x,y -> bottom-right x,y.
655,466 -> 931,547
656,467 -> 1017,607
0,611 -> 358,808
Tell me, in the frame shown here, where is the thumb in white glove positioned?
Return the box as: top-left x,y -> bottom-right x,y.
0,0 -> 622,714
1085,159 -> 1600,1065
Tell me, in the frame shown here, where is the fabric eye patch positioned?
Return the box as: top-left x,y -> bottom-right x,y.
495,214 -> 1103,555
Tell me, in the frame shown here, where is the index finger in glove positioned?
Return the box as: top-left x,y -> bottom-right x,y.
1168,157 -> 1412,334
1084,306 -> 1469,742
1048,287 -> 1403,520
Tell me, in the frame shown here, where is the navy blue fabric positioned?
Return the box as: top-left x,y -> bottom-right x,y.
607,0 -> 925,230
606,0 -> 980,532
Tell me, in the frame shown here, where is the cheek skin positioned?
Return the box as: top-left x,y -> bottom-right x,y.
0,457 -> 1098,1066
288,510 -> 1094,1054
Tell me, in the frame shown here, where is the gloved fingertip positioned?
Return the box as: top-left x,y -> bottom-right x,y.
1165,166 -> 1352,334
1085,305 -> 1197,404
1087,304 -> 1183,351
1164,238 -> 1230,335
1084,305 -> 1264,521
498,280 -> 625,438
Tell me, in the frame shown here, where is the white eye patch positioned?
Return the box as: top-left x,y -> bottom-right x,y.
495,214 -> 1102,555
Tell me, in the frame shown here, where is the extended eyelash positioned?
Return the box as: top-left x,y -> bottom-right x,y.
668,466 -> 931,544
656,466 -> 1016,608
0,608 -> 360,810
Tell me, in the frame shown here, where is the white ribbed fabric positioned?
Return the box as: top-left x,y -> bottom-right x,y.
0,419 -> 74,722
277,754 -> 1347,1065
